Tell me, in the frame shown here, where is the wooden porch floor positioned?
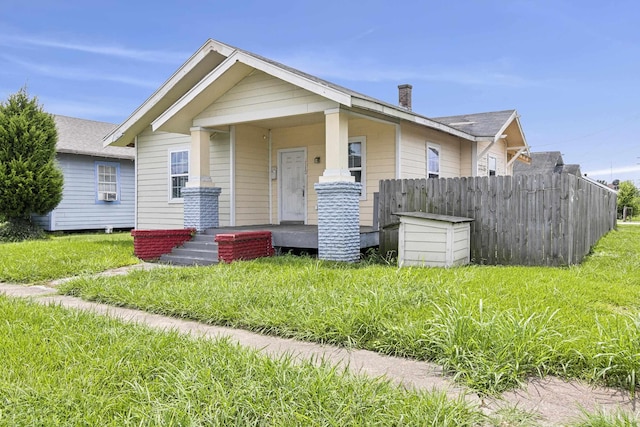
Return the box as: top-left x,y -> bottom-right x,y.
204,224 -> 379,250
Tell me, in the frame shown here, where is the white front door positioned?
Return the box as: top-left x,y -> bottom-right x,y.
279,148 -> 306,223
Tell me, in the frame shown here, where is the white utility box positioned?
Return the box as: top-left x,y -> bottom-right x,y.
395,212 -> 473,267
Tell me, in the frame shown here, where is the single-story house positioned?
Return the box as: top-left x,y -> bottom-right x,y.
32,115 -> 135,231
514,151 -> 582,177
104,39 -> 531,261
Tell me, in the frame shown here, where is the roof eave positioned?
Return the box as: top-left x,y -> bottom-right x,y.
104,39 -> 236,147
152,50 -> 353,133
351,97 -> 475,141
57,148 -> 135,160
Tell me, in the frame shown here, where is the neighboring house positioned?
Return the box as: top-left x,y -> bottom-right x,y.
32,115 -> 135,231
104,39 -> 531,261
514,151 -> 582,177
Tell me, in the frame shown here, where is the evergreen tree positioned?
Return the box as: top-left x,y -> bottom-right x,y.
0,88 -> 63,229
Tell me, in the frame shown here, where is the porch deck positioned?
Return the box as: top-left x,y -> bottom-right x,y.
204,224 -> 379,250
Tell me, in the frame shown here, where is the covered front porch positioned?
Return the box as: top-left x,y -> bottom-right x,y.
155,224 -> 380,266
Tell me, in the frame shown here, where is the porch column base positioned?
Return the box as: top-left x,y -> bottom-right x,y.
314,181 -> 361,262
182,186 -> 222,232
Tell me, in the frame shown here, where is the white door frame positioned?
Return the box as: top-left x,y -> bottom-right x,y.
277,147 -> 307,224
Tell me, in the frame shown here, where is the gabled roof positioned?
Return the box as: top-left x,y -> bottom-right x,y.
514,151 -> 582,177
433,110 -> 517,138
55,115 -> 134,160
105,39 -> 489,147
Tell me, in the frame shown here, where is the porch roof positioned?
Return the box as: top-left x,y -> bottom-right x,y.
104,39 -> 502,148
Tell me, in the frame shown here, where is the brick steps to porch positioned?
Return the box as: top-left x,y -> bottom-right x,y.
159,233 -> 218,266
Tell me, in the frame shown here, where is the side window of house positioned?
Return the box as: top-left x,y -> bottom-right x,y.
427,143 -> 440,178
170,150 -> 189,201
488,155 -> 497,176
348,137 -> 366,199
95,162 -> 119,202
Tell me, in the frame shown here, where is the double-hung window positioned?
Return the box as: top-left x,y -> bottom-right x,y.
427,143 -> 440,178
96,162 -> 119,202
169,150 -> 189,201
348,136 -> 366,199
488,155 -> 497,176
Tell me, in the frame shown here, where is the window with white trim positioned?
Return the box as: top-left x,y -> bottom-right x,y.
427,143 -> 440,178
95,162 -> 119,202
488,155 -> 497,176
348,136 -> 366,199
169,150 -> 189,201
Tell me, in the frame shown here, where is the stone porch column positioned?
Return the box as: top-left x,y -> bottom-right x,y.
183,127 -> 221,231
314,108 -> 361,262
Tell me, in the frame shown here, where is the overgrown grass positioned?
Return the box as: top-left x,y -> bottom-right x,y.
59,227 -> 640,396
0,296 -> 483,426
572,408 -> 640,426
0,232 -> 138,283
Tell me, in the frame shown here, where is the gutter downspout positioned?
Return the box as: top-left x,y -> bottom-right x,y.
268,129 -> 273,224
395,124 -> 401,179
134,135 -> 138,229
471,141 -> 478,177
230,125 -> 236,226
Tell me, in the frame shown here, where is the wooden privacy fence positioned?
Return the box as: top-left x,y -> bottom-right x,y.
378,174 -> 617,266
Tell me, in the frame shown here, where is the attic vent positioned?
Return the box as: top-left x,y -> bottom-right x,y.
448,121 -> 476,126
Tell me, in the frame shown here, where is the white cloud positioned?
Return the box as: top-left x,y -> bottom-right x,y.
584,164 -> 640,177
0,35 -> 187,64
39,98 -> 127,121
271,51 -> 539,87
1,55 -> 159,88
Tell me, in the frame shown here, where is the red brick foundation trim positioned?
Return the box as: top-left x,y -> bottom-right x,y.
215,231 -> 274,263
131,228 -> 196,261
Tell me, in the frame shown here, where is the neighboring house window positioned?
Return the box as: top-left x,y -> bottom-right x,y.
169,149 -> 189,201
348,136 -> 366,199
488,155 -> 497,176
95,161 -> 119,203
427,143 -> 440,178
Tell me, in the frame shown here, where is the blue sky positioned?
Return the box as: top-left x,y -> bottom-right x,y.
2,0 -> 639,184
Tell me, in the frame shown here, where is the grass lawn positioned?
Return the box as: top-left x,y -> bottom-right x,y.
59,226 -> 640,396
0,232 -> 138,283
0,296 -> 483,426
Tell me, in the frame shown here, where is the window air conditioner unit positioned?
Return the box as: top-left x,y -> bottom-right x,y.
99,192 -> 117,202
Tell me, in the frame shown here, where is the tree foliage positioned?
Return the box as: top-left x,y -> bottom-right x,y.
616,180 -> 640,219
0,88 -> 63,222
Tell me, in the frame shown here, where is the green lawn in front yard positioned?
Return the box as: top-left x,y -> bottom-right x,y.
59,226 -> 640,395
0,296 -> 483,426
0,232 -> 138,283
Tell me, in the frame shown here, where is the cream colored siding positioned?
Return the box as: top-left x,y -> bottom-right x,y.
136,128 -> 231,229
477,139 -> 508,176
136,129 -> 190,229
234,124 -> 270,225
211,132 -> 231,226
459,139 -> 473,176
196,70 -> 332,124
349,119 -> 395,225
399,122 -> 462,179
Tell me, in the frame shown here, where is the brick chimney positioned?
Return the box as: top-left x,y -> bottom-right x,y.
398,84 -> 412,110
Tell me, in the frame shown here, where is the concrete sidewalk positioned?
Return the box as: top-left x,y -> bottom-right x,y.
1,282 -> 637,425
